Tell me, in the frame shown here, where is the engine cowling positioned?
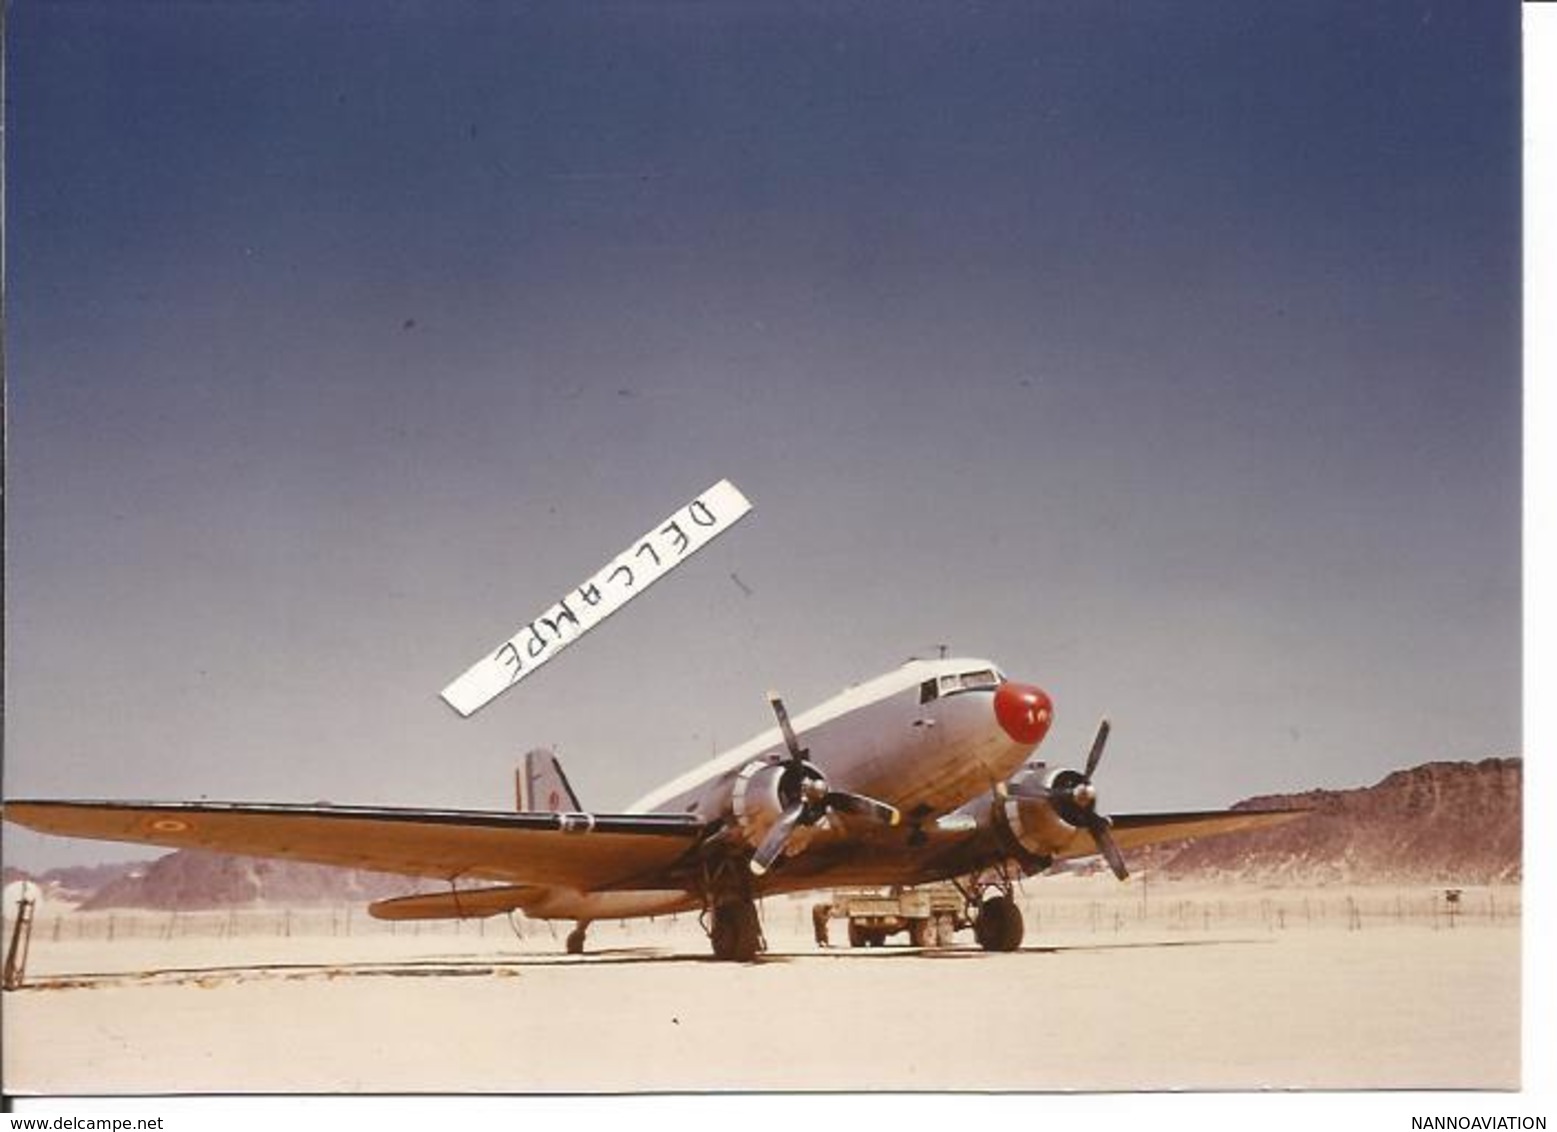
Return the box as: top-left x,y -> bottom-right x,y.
947,762 -> 1092,873
995,763 -> 1089,862
971,720 -> 1130,882
730,759 -> 790,848
717,692 -> 904,876
730,753 -> 887,871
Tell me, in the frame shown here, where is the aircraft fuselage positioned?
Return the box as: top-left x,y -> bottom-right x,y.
632,657 -> 1045,820
518,657 -> 1054,921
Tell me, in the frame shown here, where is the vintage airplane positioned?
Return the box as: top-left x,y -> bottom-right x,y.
4,655 -> 1303,961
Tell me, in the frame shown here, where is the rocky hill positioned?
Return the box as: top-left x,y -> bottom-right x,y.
4,861 -> 146,906
77,851 -> 424,911
1138,757 -> 1521,884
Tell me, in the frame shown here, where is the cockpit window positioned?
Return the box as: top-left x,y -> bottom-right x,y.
929,669 -> 1003,699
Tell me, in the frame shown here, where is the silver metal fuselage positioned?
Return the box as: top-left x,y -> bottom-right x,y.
634,657 -> 1035,821
534,659 -> 1042,920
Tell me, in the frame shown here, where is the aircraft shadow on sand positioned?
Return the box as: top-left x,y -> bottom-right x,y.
10,936 -> 1279,990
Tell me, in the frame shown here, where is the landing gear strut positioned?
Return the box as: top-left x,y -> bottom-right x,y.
709,900 -> 763,962
699,855 -> 765,961
956,868 -> 1025,953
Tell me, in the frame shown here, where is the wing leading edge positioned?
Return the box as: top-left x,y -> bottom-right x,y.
4,800 -> 709,892
1062,807 -> 1307,860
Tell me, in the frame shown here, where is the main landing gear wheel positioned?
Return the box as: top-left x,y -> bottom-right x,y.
565,923 -> 588,955
973,895 -> 1024,952
709,901 -> 763,962
910,918 -> 937,948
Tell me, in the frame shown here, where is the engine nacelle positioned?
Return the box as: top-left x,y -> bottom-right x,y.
728,759 -> 829,858
730,759 -> 789,848
956,762 -> 1090,869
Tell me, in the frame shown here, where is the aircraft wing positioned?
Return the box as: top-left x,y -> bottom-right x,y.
3,800 -> 708,891
1058,807 -> 1307,860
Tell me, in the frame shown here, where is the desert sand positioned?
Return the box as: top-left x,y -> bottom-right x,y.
1,876 -> 1520,1094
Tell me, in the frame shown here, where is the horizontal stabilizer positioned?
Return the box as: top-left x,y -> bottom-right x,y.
369,885 -> 539,921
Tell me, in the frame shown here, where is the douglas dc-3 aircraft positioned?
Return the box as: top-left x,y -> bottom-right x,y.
5,656 -> 1303,961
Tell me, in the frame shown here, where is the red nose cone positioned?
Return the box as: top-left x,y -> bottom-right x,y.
994,682 -> 1054,746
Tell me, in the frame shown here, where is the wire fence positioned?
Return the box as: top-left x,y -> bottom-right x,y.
29,906 -> 550,943
1011,884 -> 1519,936
21,884 -> 1518,946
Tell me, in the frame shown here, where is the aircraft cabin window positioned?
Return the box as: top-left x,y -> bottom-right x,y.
919,679 -> 939,704
960,669 -> 999,691
938,674 -> 960,695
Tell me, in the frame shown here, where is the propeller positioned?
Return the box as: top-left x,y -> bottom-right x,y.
749,693 -> 901,876
1047,719 -> 1129,881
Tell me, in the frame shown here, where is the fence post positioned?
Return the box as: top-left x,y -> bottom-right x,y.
4,892 -> 38,990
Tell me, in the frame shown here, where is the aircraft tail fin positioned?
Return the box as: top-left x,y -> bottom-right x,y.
516,748 -> 583,813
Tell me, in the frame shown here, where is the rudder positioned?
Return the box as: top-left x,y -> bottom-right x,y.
517,748 -> 583,813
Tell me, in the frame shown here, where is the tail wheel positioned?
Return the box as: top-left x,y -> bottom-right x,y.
973,895 -> 1024,952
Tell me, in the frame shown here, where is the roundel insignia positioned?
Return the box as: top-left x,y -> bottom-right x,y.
150,818 -> 191,833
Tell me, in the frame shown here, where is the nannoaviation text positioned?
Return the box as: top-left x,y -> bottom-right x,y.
1412,1119 -> 1545,1130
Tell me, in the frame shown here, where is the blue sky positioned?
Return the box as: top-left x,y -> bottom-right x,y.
4,1 -> 1522,869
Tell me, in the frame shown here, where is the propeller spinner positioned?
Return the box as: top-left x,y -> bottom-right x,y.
749,693 -> 901,876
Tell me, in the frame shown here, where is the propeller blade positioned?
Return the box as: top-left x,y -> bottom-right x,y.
824,791 -> 902,827
754,694 -> 900,874
750,804 -> 806,876
767,693 -> 808,762
1083,719 -> 1111,779
1088,815 -> 1129,881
